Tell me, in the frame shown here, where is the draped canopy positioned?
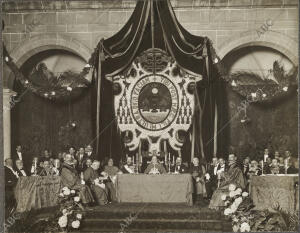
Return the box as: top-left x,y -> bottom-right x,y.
95,0 -> 229,162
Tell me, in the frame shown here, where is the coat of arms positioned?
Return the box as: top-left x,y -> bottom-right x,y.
110,49 -> 201,153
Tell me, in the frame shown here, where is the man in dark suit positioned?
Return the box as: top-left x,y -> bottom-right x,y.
205,157 -> 219,200
242,157 -> 250,178
76,147 -> 88,173
12,145 -> 23,165
121,157 -> 135,174
85,145 -> 95,160
15,159 -> 27,177
5,158 -> 19,215
172,157 -> 188,173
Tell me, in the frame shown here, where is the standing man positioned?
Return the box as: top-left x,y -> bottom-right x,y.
14,145 -> 23,161
76,147 -> 88,173
85,145 -> 95,159
189,157 -> 207,205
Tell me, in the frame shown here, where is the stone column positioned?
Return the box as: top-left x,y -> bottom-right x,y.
3,88 -> 16,161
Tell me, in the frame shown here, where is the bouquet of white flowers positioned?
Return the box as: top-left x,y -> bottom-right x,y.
57,187 -> 84,231
222,184 -> 254,232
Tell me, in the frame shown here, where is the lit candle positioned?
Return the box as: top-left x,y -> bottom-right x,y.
55,160 -> 58,169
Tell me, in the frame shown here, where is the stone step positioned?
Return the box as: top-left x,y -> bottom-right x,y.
79,218 -> 232,232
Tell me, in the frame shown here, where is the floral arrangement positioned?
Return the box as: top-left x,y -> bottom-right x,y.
221,184 -> 254,232
57,187 -> 84,231
222,183 -> 299,232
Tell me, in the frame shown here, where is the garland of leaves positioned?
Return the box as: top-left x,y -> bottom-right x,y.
207,39 -> 298,103
3,37 -> 298,104
3,42 -> 101,102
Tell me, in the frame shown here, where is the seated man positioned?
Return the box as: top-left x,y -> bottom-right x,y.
270,159 -> 284,174
205,157 -> 219,200
52,159 -> 61,176
84,160 -> 108,205
15,159 -> 27,177
209,154 -> 246,210
61,154 -> 94,205
30,157 -> 40,175
172,157 -> 187,173
248,160 -> 259,178
101,158 -> 122,202
121,157 -> 135,174
144,156 -> 166,174
189,157 -> 207,205
5,158 -> 18,215
39,160 -> 56,176
287,160 -> 299,174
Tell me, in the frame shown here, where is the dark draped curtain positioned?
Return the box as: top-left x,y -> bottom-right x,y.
95,0 -> 228,163
12,80 -> 94,164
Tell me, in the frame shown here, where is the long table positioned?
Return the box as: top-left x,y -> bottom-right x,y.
250,175 -> 298,212
115,174 -> 193,206
15,176 -> 61,213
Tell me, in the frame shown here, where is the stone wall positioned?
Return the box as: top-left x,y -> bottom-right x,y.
2,0 -> 298,57
2,0 -> 299,159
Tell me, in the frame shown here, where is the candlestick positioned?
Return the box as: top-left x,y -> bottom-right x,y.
172,156 -> 175,165
168,153 -> 170,162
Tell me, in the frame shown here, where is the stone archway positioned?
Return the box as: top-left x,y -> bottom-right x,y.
5,34 -> 93,89
3,34 -> 93,160
217,30 -> 298,65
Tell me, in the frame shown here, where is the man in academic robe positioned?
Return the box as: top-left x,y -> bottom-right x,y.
189,157 -> 207,205
144,156 -> 167,174
5,158 -> 19,215
121,157 -> 135,174
171,157 -> 187,173
101,158 -> 122,202
61,154 -> 94,205
84,160 -> 108,205
15,159 -> 27,177
209,154 -> 246,209
75,147 -> 88,173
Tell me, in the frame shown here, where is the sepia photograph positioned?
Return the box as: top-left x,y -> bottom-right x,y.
1,0 -> 299,232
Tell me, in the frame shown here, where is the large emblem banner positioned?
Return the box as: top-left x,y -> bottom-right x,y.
111,49 -> 201,153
